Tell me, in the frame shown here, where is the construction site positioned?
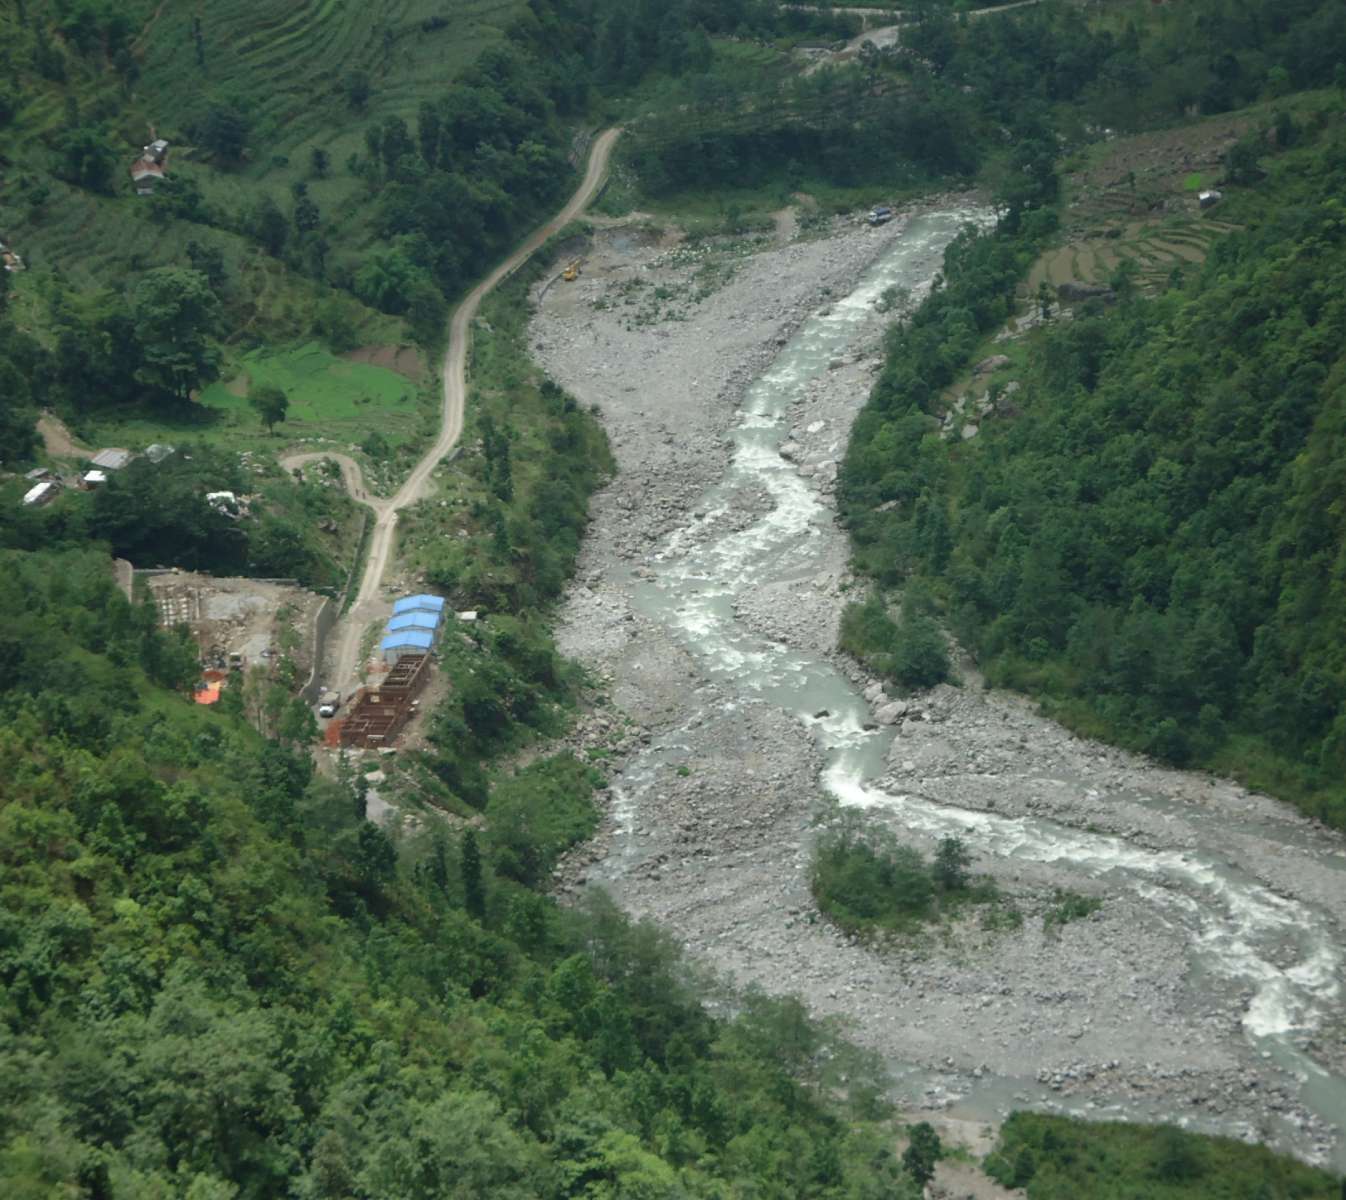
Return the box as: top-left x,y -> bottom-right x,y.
144,571 -> 329,703
326,594 -> 444,748
328,652 -> 433,749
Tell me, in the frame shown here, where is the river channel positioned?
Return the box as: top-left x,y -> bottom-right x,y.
538,208 -> 1346,1167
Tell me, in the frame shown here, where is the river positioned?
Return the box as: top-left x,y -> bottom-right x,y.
535,206 -> 1346,1167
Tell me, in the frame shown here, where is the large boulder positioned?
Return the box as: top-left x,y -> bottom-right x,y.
875,699 -> 909,726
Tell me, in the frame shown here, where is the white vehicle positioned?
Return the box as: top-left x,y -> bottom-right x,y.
318,690 -> 342,718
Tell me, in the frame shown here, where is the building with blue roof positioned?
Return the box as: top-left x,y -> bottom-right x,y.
393,594 -> 446,617
381,628 -> 435,664
386,611 -> 440,635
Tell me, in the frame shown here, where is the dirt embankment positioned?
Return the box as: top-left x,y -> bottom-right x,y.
529,207 -> 1346,1169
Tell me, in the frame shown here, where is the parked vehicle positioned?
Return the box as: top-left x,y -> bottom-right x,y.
868,205 -> 893,226
318,690 -> 342,718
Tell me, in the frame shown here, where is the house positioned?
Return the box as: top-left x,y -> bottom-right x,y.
24,467 -> 52,482
22,481 -> 60,507
130,158 -> 165,195
90,448 -> 133,470
1198,189 -> 1224,210
0,241 -> 23,272
145,139 -> 170,164
81,469 -> 109,489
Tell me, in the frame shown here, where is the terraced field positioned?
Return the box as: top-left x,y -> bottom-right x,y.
141,0 -> 520,155
1025,210 -> 1240,295
1024,111 -> 1254,299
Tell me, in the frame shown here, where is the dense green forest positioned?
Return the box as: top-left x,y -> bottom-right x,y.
0,551 -> 923,1199
842,112 -> 1346,828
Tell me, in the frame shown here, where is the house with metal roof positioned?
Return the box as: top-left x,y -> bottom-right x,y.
386,611 -> 440,635
380,628 -> 435,664
393,594 -> 446,617
90,448 -> 133,470
22,481 -> 60,507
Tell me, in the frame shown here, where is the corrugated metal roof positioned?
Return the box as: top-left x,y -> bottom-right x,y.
386,611 -> 439,633
380,630 -> 434,651
393,594 -> 446,614
91,448 -> 133,469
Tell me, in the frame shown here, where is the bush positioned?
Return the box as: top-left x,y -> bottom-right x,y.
811,816 -> 986,936
839,592 -> 951,690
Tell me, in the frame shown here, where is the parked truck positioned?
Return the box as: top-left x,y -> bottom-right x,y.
318,690 -> 342,718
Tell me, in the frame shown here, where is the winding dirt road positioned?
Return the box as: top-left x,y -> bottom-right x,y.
295,128 -> 621,695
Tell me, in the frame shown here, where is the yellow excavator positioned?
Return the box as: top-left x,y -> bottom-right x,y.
562,258 -> 582,282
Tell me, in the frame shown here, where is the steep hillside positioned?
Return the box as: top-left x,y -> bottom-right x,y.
0,548 -> 910,1199
841,104 -> 1346,828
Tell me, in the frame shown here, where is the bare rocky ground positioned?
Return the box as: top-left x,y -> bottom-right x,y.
529,207 -> 1346,1168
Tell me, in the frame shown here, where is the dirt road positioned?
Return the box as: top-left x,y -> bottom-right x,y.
310,129 -> 621,694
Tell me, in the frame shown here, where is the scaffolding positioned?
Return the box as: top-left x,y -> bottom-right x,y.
337,654 -> 431,749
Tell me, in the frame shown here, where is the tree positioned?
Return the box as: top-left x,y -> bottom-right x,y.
309,146 -> 329,177
933,836 -> 971,892
129,268 -> 221,403
198,100 -> 249,162
462,829 -> 486,920
57,125 -> 117,193
249,196 -> 289,255
292,182 -> 321,235
343,70 -> 371,110
902,1121 -> 941,1189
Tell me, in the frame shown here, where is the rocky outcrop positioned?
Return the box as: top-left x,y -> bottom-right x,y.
1057,281 -> 1116,303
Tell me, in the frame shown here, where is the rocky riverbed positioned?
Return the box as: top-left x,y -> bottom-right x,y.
528,204 -> 1346,1167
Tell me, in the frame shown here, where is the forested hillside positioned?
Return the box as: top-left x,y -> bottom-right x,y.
840,20 -> 1346,827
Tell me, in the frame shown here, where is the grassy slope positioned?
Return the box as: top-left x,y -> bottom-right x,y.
137,0 -> 521,268
2,0 -> 524,357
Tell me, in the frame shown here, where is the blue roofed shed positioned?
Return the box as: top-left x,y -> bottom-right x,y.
386,611 -> 440,634
381,629 -> 434,664
394,594 -> 446,616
